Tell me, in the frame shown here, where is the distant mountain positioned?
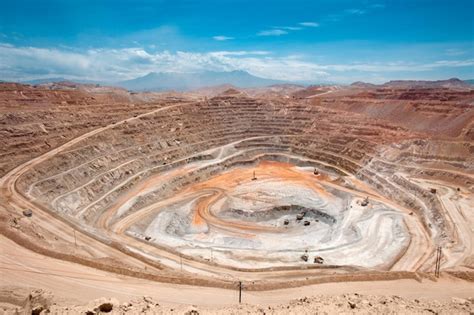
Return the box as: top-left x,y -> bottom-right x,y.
22,78 -> 101,85
23,77 -> 68,85
382,78 -> 470,88
116,70 -> 286,91
350,78 -> 472,89
350,81 -> 377,88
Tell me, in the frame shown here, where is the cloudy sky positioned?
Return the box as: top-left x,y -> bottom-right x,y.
0,0 -> 473,83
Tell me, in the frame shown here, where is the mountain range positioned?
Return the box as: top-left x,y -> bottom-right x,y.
351,78 -> 473,89
20,71 -> 285,91
115,70 -> 285,91
19,72 -> 474,91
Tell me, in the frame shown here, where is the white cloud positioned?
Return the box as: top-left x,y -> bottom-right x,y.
299,22 -> 320,27
278,26 -> 303,31
0,43 -> 472,83
345,9 -> 367,15
0,44 -> 325,81
212,35 -> 234,41
431,59 -> 474,67
258,24 -> 317,37
257,29 -> 288,36
315,59 -> 474,72
209,51 -> 271,56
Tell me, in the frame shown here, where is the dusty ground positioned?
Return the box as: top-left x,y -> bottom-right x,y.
1,233 -> 473,313
1,282 -> 473,314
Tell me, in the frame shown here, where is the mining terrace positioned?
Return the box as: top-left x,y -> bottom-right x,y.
0,81 -> 473,294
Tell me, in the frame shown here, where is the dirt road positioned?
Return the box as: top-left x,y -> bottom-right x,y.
1,235 -> 472,307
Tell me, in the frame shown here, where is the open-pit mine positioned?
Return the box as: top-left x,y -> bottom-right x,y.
0,81 -> 473,310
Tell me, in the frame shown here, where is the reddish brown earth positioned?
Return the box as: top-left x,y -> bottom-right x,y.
0,81 -> 473,313
0,82 -> 194,177
314,85 -> 474,137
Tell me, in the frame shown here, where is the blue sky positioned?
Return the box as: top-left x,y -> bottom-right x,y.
0,0 -> 473,83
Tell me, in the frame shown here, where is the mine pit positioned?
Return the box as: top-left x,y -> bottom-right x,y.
1,84 -> 473,292
121,161 -> 410,269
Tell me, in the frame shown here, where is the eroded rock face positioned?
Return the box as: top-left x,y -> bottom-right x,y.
22,289 -> 54,315
0,82 -> 193,177
1,82 -> 473,285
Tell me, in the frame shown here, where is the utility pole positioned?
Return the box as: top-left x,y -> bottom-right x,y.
180,254 -> 183,272
238,281 -> 242,304
435,246 -> 442,278
73,230 -> 77,248
437,247 -> 440,277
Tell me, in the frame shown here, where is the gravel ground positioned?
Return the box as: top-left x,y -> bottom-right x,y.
5,289 -> 473,314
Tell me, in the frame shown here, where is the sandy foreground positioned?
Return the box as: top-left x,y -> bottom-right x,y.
1,235 -> 473,314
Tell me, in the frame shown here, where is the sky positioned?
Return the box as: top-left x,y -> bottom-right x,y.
0,0 -> 473,83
